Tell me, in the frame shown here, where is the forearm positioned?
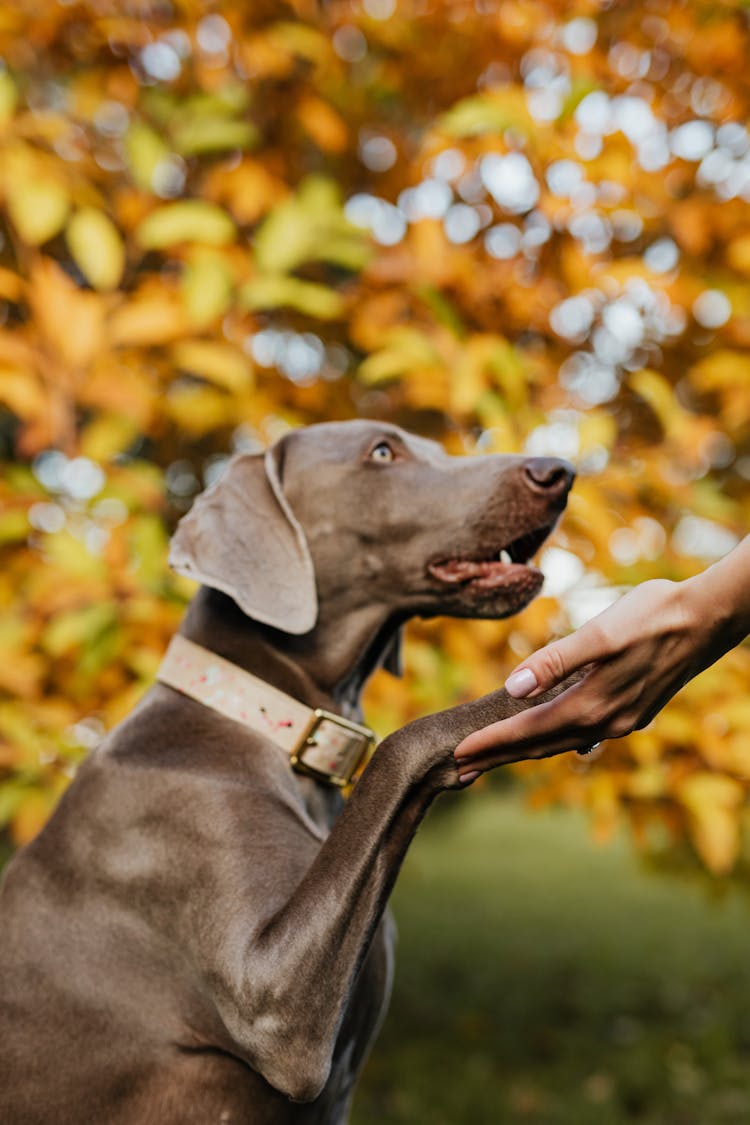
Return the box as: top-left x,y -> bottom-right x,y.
679,534 -> 750,657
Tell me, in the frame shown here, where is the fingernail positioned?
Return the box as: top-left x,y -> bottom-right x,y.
504,668 -> 538,698
458,771 -> 480,786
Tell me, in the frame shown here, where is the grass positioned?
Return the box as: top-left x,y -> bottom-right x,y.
352,792 -> 750,1124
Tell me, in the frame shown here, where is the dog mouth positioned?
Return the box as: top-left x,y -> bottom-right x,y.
427,523 -> 552,595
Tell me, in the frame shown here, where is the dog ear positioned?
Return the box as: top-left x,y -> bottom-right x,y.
169,445 -> 318,635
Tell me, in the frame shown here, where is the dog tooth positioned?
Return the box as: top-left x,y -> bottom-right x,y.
499,550 -> 512,565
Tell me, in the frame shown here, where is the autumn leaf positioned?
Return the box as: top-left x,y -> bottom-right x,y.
136,201 -> 235,249
0,0 -> 749,879
66,209 -> 126,291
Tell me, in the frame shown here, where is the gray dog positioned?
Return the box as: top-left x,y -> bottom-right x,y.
0,421 -> 574,1123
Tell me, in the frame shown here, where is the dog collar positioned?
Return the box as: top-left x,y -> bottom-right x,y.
157,635 -> 375,787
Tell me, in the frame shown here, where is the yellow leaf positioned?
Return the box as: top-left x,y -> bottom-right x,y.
450,366 -> 487,416
727,234 -> 750,277
0,266 -> 22,301
267,22 -> 330,63
689,349 -> 750,390
578,411 -> 617,455
80,414 -> 139,461
171,340 -> 253,393
181,248 -> 233,328
487,339 -> 529,409
124,122 -> 171,192
358,329 -> 439,385
66,208 -> 125,291
0,368 -> 47,419
11,790 -> 55,847
166,385 -> 233,434
438,88 -> 532,137
109,292 -> 188,347
44,530 -> 105,580
0,707 -> 39,767
136,201 -> 235,250
586,772 -> 619,843
625,765 -> 668,799
241,276 -> 344,320
7,178 -> 70,245
678,772 -> 744,875
628,368 -> 674,427
0,652 -> 43,698
253,177 -> 369,274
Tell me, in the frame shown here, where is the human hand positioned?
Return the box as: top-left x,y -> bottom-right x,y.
454,576 -> 730,781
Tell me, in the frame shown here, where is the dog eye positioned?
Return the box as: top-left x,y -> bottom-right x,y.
369,441 -> 395,464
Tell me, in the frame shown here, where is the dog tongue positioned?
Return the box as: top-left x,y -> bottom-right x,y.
432,560 -> 495,582
430,559 -> 517,586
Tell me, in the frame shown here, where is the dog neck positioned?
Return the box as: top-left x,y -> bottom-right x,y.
179,589 -> 400,722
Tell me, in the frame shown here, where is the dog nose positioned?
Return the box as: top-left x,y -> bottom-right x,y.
522,458 -> 576,498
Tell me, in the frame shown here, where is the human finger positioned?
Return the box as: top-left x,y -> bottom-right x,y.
503,620 -> 613,700
456,727 -> 599,779
454,683 -> 590,761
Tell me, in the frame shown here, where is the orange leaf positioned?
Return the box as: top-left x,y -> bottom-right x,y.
297,95 -> 348,153
26,258 -> 106,371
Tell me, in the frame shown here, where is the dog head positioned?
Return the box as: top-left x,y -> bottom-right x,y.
169,421 -> 574,639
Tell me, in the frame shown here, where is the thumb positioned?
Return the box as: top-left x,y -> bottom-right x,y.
504,624 -> 607,699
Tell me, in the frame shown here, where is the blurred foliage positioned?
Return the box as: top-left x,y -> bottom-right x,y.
355,795 -> 750,1123
0,0 -> 749,875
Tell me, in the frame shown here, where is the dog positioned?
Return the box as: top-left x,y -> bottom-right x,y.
0,420 -> 574,1123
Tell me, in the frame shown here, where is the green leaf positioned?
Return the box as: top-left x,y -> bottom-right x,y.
42,603 -> 118,657
66,208 -> 125,291
253,176 -> 370,274
0,71 -> 18,123
156,85 -> 250,121
559,78 -> 599,122
80,414 -> 140,461
240,276 -> 344,320
0,509 -> 29,543
0,780 -> 28,829
136,201 -> 235,249
268,22 -> 330,62
171,117 -> 258,157
415,285 -> 466,338
439,92 -> 531,137
358,329 -> 439,384
129,515 -> 169,590
44,532 -> 105,580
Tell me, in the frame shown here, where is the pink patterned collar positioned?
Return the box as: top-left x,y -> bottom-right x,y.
157,635 -> 375,787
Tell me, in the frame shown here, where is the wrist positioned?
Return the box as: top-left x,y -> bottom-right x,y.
678,564 -> 748,660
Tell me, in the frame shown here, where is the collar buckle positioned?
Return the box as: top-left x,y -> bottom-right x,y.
290,709 -> 375,787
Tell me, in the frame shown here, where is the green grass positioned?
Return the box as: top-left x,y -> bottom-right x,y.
352,793 -> 750,1124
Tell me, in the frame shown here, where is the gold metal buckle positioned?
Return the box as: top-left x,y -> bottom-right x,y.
290,709 -> 375,787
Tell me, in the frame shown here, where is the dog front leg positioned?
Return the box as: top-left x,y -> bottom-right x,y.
225,683 -> 566,1102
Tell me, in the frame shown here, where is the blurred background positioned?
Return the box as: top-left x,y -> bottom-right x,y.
0,1 -> 749,1120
